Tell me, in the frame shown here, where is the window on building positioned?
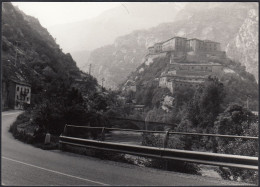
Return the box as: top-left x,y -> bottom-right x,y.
17,86 -> 19,91
27,97 -> 29,102
17,95 -> 19,100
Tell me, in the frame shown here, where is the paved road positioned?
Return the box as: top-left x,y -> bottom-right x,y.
2,111 -> 249,186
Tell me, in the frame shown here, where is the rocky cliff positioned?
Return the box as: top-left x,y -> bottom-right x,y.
83,2 -> 258,89
226,8 -> 259,81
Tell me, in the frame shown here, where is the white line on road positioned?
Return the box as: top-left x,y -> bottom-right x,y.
2,156 -> 109,186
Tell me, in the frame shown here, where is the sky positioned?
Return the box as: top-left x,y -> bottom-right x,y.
11,2 -> 121,27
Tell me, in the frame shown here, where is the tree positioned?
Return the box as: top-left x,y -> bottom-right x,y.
214,103 -> 257,149
187,76 -> 225,131
173,87 -> 194,110
214,103 -> 258,184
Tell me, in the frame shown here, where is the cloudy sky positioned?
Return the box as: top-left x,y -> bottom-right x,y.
12,2 -> 121,27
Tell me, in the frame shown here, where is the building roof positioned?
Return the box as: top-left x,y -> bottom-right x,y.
151,36 -> 221,49
187,38 -> 203,42
163,36 -> 187,43
174,79 -> 204,84
10,79 -> 31,87
204,40 -> 220,44
154,42 -> 163,45
169,74 -> 207,79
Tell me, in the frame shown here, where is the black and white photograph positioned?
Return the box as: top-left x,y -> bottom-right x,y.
1,1 -> 259,186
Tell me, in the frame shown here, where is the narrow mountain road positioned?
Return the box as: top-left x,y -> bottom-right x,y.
2,111 -> 250,186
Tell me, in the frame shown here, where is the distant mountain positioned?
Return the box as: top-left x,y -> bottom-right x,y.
70,50 -> 91,69
48,3 -> 185,53
2,3 -> 95,95
82,2 -> 258,89
226,8 -> 259,82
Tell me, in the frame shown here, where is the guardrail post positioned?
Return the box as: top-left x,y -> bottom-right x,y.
163,130 -> 170,170
101,127 -> 105,141
63,124 -> 68,136
163,130 -> 170,148
59,124 -> 68,151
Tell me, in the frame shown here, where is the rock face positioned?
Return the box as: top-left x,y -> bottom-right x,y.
226,8 -> 259,82
83,3 -> 258,89
82,2 -> 258,89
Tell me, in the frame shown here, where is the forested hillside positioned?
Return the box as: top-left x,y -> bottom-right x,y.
119,52 -> 258,184
3,3 -> 117,139
2,2 -> 86,95
122,54 -> 258,115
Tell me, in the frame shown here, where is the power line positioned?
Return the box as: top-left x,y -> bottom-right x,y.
121,3 -> 130,14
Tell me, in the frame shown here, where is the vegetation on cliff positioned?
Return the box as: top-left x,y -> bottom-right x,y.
3,3 -> 117,146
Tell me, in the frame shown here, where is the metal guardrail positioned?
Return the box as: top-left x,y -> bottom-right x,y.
64,125 -> 259,140
59,125 -> 258,170
108,116 -> 177,126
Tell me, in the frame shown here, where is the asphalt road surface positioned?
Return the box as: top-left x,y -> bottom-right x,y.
2,110 -> 250,186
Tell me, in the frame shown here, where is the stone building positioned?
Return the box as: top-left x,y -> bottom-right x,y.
159,62 -> 223,94
146,36 -> 225,94
162,37 -> 187,52
148,37 -> 225,58
170,62 -> 223,77
148,46 -> 155,54
2,79 -> 31,110
154,42 -> 163,53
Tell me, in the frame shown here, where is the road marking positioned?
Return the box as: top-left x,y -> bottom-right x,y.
2,156 -> 109,186
2,112 -> 22,116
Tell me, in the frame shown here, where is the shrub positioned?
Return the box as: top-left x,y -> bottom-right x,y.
214,104 -> 258,184
141,133 -> 200,174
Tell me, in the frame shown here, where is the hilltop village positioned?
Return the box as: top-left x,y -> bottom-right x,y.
124,36 -> 226,94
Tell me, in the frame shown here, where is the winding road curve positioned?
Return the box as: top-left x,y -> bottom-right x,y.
2,110 -> 249,186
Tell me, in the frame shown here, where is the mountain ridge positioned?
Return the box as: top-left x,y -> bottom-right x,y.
48,2 -> 186,53
81,2 -> 258,89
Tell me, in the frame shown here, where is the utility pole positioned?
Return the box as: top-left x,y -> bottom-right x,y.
246,95 -> 251,110
101,78 -> 105,91
14,44 -> 18,67
89,64 -> 92,75
247,97 -> 249,109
